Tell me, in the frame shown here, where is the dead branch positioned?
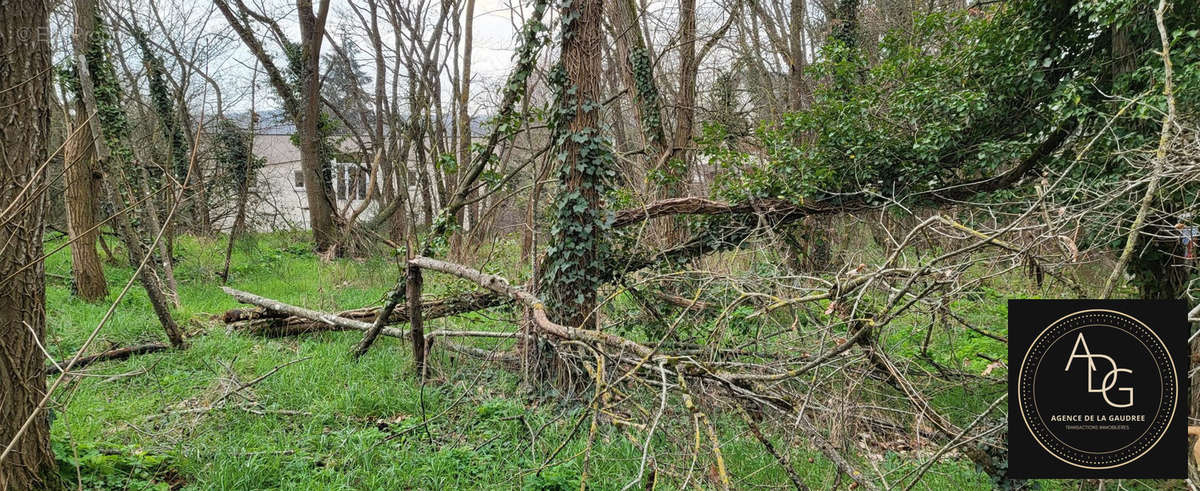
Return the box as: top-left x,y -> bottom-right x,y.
737,406 -> 808,490
221,287 -> 517,360
653,291 -> 713,311
45,342 -> 169,375
612,197 -> 832,228
212,356 -> 311,407
409,256 -> 658,361
223,287 -> 378,332
223,291 -> 506,332
1101,0 -> 1176,298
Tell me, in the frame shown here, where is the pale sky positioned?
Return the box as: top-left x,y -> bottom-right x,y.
71,0 -> 739,118
108,0 -> 529,115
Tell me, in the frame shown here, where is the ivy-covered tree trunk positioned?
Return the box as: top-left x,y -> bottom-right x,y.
220,114 -> 258,283
72,0 -> 186,349
0,0 -> 56,487
609,0 -> 667,156
833,0 -> 861,49
609,0 -> 683,244
543,0 -> 614,329
132,27 -> 207,236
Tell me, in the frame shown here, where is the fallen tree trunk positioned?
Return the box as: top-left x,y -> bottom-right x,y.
46,342 -> 169,375
222,291 -> 507,330
223,286 -> 411,337
223,287 -> 378,329
228,315 -> 411,339
605,122 -> 1075,278
220,287 -> 517,360
612,197 -> 837,228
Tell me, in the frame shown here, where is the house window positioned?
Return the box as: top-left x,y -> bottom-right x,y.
351,168 -> 367,200
294,170 -> 304,188
330,163 -> 369,201
337,166 -> 347,200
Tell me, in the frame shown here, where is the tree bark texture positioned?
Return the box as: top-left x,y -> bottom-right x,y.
546,0 -> 607,329
0,0 -> 56,486
297,0 -> 339,252
63,104 -> 108,301
406,263 -> 425,375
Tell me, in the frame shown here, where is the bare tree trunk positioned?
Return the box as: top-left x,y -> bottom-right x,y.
386,137 -> 412,241
741,8 -> 782,120
138,166 -> 181,308
670,0 -> 697,179
365,0 -> 407,241
788,0 -> 808,110
64,105 -> 109,301
402,35 -> 433,230
522,159 -> 550,263
1112,23 -> 1139,79
606,53 -> 631,155
407,262 -> 425,376
453,0 -> 477,257
412,126 -> 435,229
0,0 -> 56,486
520,94 -> 546,263
298,0 -> 339,253
659,0 -> 699,249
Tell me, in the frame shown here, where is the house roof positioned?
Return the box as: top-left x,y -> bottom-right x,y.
229,109 -> 492,138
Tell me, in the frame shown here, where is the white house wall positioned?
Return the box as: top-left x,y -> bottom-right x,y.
233,134 -> 385,232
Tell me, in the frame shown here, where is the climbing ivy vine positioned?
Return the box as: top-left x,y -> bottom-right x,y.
628,47 -> 664,146
425,0 -> 551,254
131,27 -> 190,180
490,0 -> 550,140
541,0 -> 618,326
63,15 -> 135,168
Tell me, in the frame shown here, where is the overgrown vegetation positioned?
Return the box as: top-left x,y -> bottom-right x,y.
2,0 -> 1197,488
43,231 -> 1023,489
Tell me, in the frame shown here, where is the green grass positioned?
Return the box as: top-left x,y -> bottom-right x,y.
43,231 -> 1015,490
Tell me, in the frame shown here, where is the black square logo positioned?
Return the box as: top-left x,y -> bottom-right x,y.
1008,300 -> 1188,478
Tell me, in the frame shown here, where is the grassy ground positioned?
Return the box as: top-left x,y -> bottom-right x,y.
44,231 -> 1009,490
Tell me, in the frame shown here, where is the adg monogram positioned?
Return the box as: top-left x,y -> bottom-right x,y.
1008,300 -> 1186,478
